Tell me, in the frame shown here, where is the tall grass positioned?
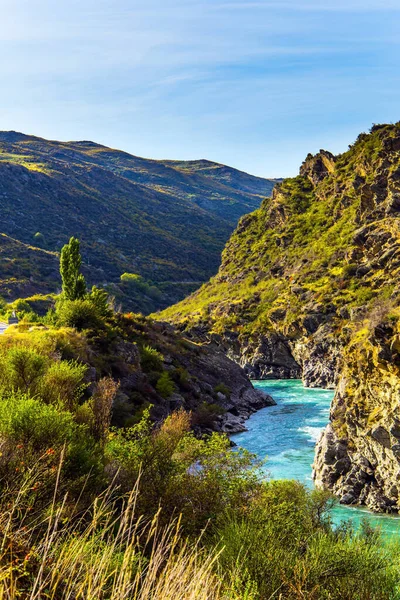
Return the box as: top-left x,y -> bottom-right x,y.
0,464 -> 223,600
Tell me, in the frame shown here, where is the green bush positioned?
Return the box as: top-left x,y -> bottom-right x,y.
39,359 -> 87,410
216,480 -> 400,599
0,392 -> 101,479
57,299 -> 103,330
6,347 -> 46,393
88,285 -> 112,317
192,402 -> 225,427
156,372 -> 175,398
139,345 -> 163,372
214,382 -> 231,397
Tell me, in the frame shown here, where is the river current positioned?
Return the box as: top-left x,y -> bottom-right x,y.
233,379 -> 400,535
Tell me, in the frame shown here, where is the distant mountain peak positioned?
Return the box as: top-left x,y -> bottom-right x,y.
0,131 -> 39,143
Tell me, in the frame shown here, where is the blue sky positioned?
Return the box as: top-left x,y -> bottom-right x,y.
1,0 -> 400,177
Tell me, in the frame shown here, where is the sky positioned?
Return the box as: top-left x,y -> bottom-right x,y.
1,0 -> 400,177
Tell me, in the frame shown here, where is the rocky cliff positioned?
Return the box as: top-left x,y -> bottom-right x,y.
160,123 -> 400,511
313,317 -> 400,512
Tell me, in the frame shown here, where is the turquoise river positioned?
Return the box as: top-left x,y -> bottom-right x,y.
233,379 -> 400,535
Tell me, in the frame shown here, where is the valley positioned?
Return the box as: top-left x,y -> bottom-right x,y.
0,131 -> 277,312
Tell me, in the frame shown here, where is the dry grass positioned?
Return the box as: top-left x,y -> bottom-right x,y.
0,461 -> 224,600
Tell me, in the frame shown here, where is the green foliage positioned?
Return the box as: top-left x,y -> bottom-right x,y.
106,409 -> 260,532
214,382 -> 231,397
120,273 -> 143,284
0,391 -> 100,478
33,231 -> 46,248
60,237 -> 87,301
139,344 -> 163,372
88,285 -> 112,317
0,392 -> 78,450
156,371 -> 175,398
56,298 -> 103,330
192,402 -> 225,427
39,359 -> 87,410
216,480 -> 400,599
6,347 -> 46,392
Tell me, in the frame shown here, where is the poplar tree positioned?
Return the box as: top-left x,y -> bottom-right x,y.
60,237 -> 87,300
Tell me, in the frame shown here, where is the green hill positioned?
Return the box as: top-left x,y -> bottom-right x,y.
159,123 -> 400,512
0,131 -> 277,311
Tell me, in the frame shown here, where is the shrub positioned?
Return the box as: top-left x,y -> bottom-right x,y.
192,402 -> 225,428
0,392 -> 101,480
215,480 -> 400,599
88,285 -> 113,317
33,231 -> 46,247
91,377 -> 119,444
139,345 -> 163,372
156,372 -> 175,398
214,382 -> 231,397
39,359 -> 88,410
105,409 -> 260,532
7,347 -> 46,393
57,299 -> 103,330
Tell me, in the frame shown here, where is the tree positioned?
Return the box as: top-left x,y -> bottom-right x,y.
60,237 -> 87,300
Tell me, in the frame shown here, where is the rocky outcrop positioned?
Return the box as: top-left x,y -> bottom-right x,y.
313,322 -> 400,513
300,150 -> 336,185
106,316 -> 275,435
235,333 -> 301,380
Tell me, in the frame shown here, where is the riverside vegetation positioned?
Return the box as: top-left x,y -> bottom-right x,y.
160,123 -> 400,515
0,238 -> 399,598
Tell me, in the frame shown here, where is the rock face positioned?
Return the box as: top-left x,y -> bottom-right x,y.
230,333 -> 301,380
160,123 -> 400,511
106,315 -> 275,436
313,323 -> 400,513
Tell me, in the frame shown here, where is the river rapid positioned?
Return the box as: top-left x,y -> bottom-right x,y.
233,379 -> 400,536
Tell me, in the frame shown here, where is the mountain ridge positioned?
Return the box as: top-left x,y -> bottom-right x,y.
0,131 -> 278,311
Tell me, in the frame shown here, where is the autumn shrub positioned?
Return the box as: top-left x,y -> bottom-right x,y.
91,377 -> 119,444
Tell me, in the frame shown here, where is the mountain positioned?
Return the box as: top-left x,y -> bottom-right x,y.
159,123 -> 400,513
0,131 -> 278,311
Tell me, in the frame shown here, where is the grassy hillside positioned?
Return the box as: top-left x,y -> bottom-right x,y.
0,131 -> 277,311
160,124 -> 400,342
